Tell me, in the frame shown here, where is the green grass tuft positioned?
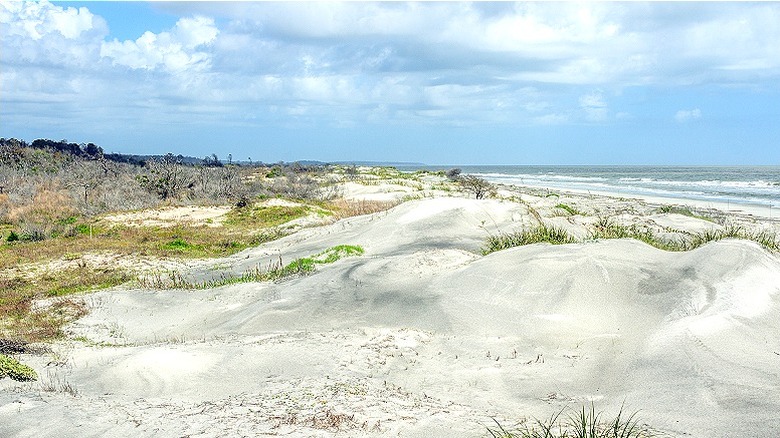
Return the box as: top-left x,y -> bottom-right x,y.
0,353 -> 38,382
484,225 -> 575,255
162,238 -> 194,251
487,403 -> 652,438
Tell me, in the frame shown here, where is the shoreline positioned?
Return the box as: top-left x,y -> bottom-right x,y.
490,180 -> 780,222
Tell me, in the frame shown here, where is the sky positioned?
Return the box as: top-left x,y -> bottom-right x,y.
1,1 -> 779,165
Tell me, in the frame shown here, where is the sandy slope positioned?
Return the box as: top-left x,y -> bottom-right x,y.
2,196 -> 779,437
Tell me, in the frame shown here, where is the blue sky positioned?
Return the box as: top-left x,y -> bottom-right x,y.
2,1 -> 779,165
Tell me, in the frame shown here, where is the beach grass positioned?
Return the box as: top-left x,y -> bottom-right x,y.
656,204 -> 713,222
485,217 -> 780,255
487,403 -> 653,438
137,244 -> 365,290
555,203 -> 581,216
483,224 -> 576,254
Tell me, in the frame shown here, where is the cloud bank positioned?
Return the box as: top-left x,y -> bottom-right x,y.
1,1 -> 779,162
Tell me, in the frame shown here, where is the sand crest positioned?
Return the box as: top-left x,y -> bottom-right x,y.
2,194 -> 779,437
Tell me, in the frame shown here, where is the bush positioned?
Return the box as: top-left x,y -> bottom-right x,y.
458,175 -> 495,199
446,168 -> 462,180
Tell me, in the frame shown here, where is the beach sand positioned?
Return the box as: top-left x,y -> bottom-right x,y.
2,178 -> 779,437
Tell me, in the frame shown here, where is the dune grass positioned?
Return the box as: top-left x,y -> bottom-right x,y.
591,217 -> 780,252
138,244 -> 365,290
484,217 -> 780,255
555,203 -> 581,216
483,224 -> 576,254
487,403 -> 653,438
656,204 -> 713,222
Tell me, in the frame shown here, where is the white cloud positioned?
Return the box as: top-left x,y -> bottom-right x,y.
0,0 -> 99,40
579,91 -> 608,121
675,108 -> 702,123
2,1 -> 780,134
100,16 -> 218,72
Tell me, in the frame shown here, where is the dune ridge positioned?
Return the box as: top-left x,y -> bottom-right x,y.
2,193 -> 779,437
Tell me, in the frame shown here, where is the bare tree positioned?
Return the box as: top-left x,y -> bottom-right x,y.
458,175 -> 495,200
142,153 -> 186,200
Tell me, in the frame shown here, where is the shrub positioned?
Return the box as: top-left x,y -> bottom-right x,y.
446,168 -> 462,180
458,175 -> 495,199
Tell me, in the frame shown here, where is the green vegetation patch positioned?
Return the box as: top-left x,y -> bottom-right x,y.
141,244 -> 365,290
224,205 -> 309,228
0,353 -> 38,382
161,237 -> 200,252
311,244 -> 365,263
43,267 -> 132,297
485,217 -> 780,256
484,225 -> 576,255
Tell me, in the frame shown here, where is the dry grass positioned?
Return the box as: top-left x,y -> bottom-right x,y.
0,204 -> 305,342
326,199 -> 400,219
0,195 -> 387,342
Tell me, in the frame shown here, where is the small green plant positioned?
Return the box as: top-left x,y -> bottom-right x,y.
6,230 -> 19,242
163,238 -> 192,250
0,353 -> 38,381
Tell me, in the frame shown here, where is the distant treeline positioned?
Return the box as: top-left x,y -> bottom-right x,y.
0,137 -> 235,167
0,137 -> 420,169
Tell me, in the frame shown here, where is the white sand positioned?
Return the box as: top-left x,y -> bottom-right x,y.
102,206 -> 232,228
2,188 -> 780,437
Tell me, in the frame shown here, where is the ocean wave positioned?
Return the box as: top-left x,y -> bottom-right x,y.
480,173 -> 779,208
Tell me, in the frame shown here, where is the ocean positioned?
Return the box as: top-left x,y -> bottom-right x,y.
400,165 -> 780,211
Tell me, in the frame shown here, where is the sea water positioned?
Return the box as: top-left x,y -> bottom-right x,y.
402,165 -> 780,211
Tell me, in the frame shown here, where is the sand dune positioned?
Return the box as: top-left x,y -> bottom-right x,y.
2,196 -> 779,437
